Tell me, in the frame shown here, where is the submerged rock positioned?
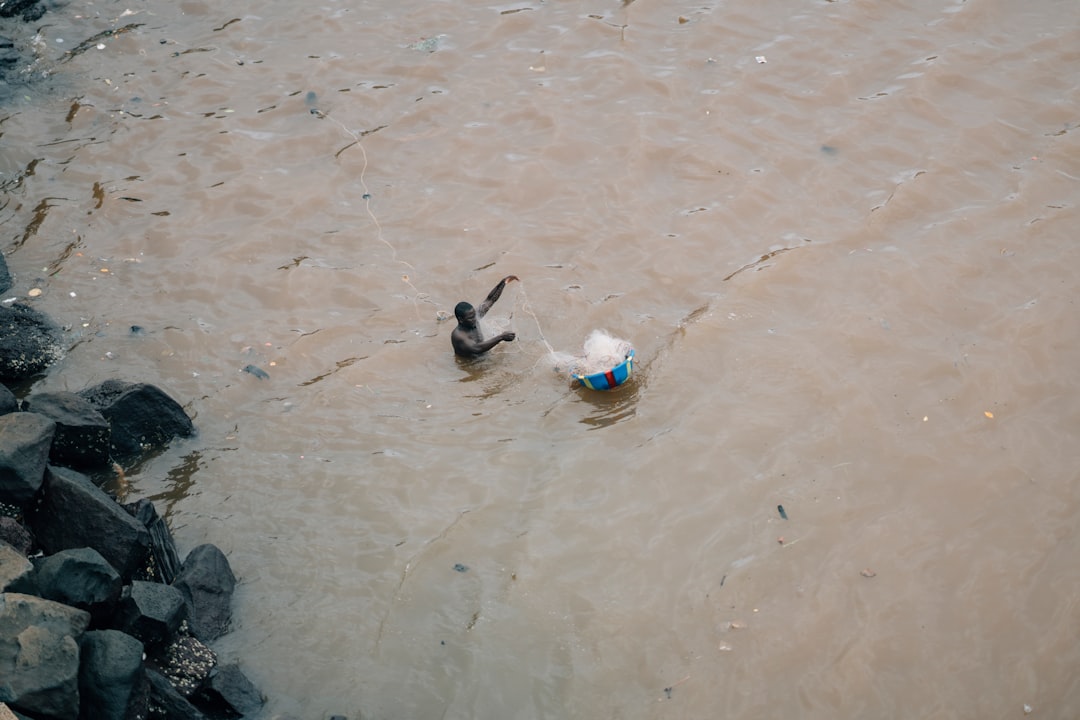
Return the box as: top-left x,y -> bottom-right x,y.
76,380 -> 195,467
0,303 -> 64,382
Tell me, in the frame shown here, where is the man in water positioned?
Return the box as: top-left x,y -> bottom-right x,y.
451,275 -> 518,357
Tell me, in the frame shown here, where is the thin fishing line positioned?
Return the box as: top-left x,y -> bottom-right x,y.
316,106 -> 446,321
518,282 -> 556,356
317,101 -> 559,359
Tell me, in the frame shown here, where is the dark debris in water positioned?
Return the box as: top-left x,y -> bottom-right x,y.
59,24 -> 144,64
453,563 -> 468,573
242,364 -> 269,380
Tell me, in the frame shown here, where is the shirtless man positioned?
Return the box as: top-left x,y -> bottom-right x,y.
451,275 -> 519,358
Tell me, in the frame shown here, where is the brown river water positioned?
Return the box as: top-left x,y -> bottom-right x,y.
3,0 -> 1079,718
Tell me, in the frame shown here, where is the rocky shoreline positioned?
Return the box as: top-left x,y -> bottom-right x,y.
0,252 -> 267,719
0,0 -> 47,104
1,6 -> 358,718
0,5 -> 281,717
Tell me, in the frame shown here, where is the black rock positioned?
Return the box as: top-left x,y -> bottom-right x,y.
192,663 -> 264,719
0,382 -> 16,416
114,580 -> 187,647
0,593 -> 91,720
76,380 -> 195,466
0,37 -> 16,70
0,539 -> 33,592
79,629 -> 147,720
0,411 -> 55,511
0,516 -> 32,555
0,302 -> 64,381
172,544 -> 235,642
33,547 -> 123,624
27,466 -> 151,581
0,248 -> 10,293
124,498 -> 182,584
0,0 -> 45,22
22,391 -> 112,469
146,668 -> 209,720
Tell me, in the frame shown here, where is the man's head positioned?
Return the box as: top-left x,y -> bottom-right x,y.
454,301 -> 476,325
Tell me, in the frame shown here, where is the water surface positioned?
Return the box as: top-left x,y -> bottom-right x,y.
3,0 -> 1079,718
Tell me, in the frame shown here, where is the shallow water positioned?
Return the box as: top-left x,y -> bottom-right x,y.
3,0 -> 1080,718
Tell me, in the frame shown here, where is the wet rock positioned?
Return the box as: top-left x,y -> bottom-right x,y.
0,592 -> 91,719
0,0 -> 45,22
21,391 -> 111,470
76,380 -> 195,467
0,517 -> 31,556
0,303 -> 64,382
27,466 -> 150,581
124,499 -> 182,584
192,663 -> 264,719
0,383 -> 16,416
0,541 -> 32,592
33,547 -> 122,624
114,581 -> 186,648
0,248 -> 10,294
78,629 -> 147,720
152,632 -> 216,699
0,412 -> 55,511
172,544 -> 235,642
146,668 -> 208,720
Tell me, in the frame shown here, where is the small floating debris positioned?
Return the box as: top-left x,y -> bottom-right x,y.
242,364 -> 269,380
452,563 -> 468,573
777,504 -> 787,520
408,35 -> 445,53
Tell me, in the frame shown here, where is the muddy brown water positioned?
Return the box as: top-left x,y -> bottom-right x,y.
3,1 -> 1079,718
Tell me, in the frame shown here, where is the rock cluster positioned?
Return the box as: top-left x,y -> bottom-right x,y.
0,377 -> 263,720
0,0 -> 48,107
0,183 -> 264,719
